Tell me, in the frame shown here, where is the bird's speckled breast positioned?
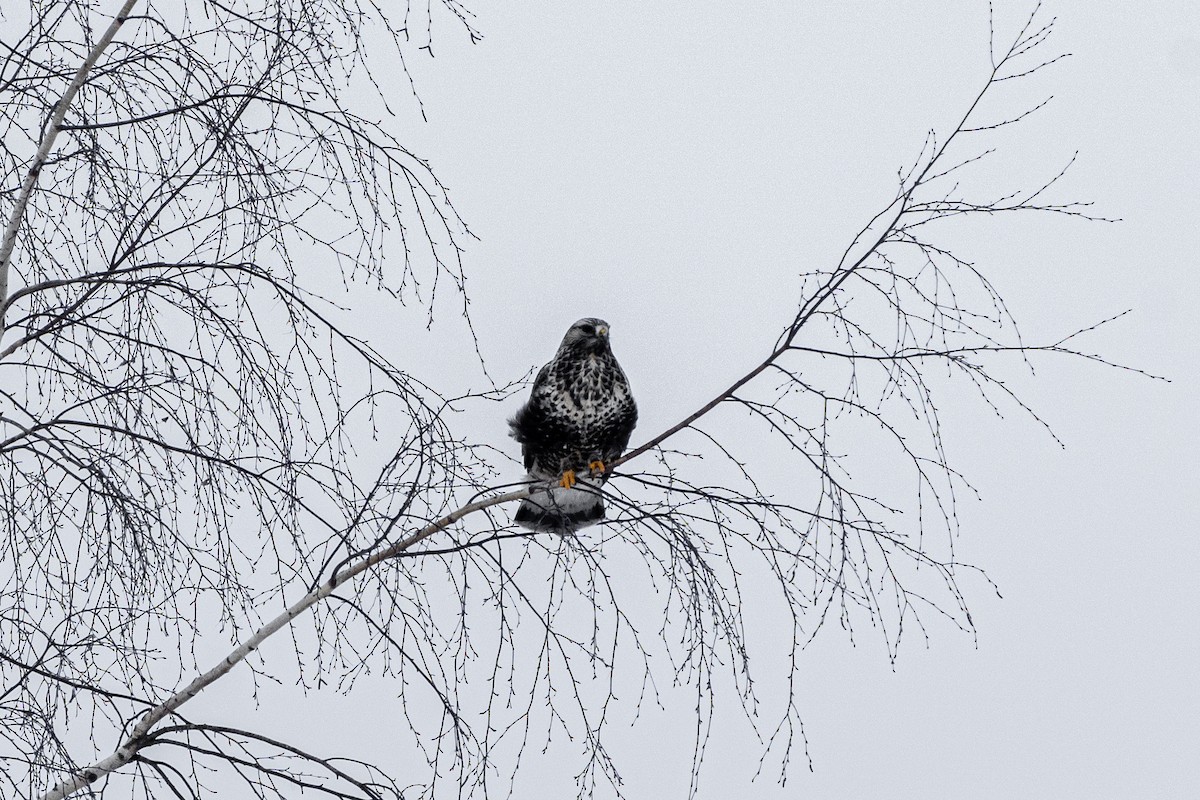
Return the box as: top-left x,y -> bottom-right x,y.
534,353 -> 633,473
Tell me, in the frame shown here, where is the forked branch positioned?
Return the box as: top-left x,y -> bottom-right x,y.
0,0 -> 138,316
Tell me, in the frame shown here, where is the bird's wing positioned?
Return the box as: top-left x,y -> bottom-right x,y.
508,364 -> 561,472
606,384 -> 638,462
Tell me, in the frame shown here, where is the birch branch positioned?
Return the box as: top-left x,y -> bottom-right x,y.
38,487 -> 529,800
0,0 -> 139,326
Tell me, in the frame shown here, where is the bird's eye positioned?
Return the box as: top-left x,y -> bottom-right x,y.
579,325 -> 595,335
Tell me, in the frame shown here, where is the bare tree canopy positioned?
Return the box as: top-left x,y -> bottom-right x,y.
0,2 -> 1157,799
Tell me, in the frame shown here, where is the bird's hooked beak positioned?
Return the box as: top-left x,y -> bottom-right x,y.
597,325 -> 608,338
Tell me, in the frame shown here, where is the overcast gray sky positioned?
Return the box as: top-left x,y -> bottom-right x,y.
190,2 -> 1198,798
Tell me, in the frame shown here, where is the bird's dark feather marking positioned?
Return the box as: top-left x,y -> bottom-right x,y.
513,493 -> 604,531
509,318 -> 637,532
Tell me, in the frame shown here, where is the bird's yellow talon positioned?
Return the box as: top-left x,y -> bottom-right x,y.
559,469 -> 577,489
588,460 -> 606,476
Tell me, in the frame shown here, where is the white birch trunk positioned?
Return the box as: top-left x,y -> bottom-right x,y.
0,0 -> 139,324
39,488 -> 529,800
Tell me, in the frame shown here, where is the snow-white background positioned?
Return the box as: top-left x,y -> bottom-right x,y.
129,2 -> 1200,798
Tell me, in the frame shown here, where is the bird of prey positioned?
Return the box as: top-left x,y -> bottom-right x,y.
509,318 -> 638,532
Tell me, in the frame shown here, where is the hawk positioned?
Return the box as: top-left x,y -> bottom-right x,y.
509,318 -> 638,532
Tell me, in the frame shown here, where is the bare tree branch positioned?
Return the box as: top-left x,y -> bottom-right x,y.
0,3 -> 1141,799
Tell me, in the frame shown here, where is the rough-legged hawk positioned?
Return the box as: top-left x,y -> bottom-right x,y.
509,318 -> 637,532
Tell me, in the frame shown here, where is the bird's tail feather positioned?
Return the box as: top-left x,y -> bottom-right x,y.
515,481 -> 605,533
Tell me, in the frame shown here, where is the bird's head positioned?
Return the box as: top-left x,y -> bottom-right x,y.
560,317 -> 611,354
